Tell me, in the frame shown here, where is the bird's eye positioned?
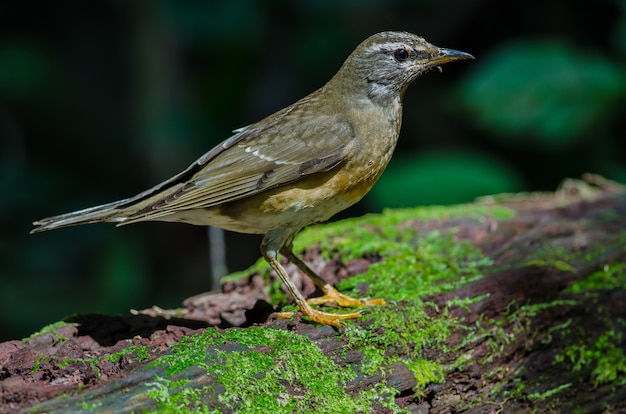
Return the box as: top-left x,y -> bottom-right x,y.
393,48 -> 409,62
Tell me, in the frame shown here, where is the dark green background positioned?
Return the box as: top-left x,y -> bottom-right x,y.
2,0 -> 625,341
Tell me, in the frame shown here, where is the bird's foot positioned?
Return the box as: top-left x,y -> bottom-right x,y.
307,284 -> 386,307
273,307 -> 361,328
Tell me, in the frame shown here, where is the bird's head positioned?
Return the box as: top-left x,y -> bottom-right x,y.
332,31 -> 474,104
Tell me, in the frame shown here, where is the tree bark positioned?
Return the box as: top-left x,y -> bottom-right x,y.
1,177 -> 625,413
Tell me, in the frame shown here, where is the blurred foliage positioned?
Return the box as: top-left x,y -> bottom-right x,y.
458,41 -> 625,147
1,0 -> 625,341
368,150 -> 524,209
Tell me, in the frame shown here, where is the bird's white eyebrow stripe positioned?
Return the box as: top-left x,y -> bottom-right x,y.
367,43 -> 403,54
366,42 -> 427,55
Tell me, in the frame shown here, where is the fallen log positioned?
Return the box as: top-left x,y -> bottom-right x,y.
2,176 -> 625,413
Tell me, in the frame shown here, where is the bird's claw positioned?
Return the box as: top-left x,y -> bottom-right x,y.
307,285 -> 386,308
272,308 -> 362,327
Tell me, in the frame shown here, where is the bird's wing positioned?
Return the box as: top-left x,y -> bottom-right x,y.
121,100 -> 354,220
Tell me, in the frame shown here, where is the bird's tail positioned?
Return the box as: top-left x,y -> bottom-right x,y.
31,199 -> 131,234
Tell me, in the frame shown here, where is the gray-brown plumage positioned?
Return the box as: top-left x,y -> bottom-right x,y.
32,31 -> 473,326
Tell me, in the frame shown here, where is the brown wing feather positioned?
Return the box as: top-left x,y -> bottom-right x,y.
121,93 -> 354,221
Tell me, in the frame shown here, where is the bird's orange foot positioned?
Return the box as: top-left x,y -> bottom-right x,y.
273,308 -> 362,327
307,284 -> 386,307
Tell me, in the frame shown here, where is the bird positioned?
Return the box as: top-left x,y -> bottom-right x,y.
31,31 -> 473,327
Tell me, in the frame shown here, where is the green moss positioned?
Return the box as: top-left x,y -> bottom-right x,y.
556,322 -> 626,387
105,344 -> 151,364
338,230 -> 491,302
528,383 -> 572,401
343,302 -> 450,378
30,354 -> 52,374
57,357 -> 101,378
517,227 -> 626,276
22,321 -> 74,344
54,344 -> 151,372
459,299 -> 583,408
146,377 -> 215,414
461,300 -> 578,368
405,358 -> 446,389
523,259 -> 576,272
147,327 -> 406,413
550,262 -> 626,391
80,401 -> 104,411
484,299 -> 625,409
30,343 -> 152,385
567,262 -> 626,293
294,204 -> 514,262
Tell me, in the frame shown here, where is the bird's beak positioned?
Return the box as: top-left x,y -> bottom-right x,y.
434,48 -> 475,64
427,48 -> 474,72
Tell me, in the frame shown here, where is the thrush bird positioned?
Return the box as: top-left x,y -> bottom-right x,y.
32,31 -> 473,327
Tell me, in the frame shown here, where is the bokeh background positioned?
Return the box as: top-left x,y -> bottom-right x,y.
1,0 -> 625,341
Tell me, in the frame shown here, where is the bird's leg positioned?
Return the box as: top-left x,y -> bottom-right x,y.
281,246 -> 386,308
263,248 -> 360,327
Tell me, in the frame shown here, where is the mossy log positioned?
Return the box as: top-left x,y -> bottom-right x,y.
1,176 -> 625,413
